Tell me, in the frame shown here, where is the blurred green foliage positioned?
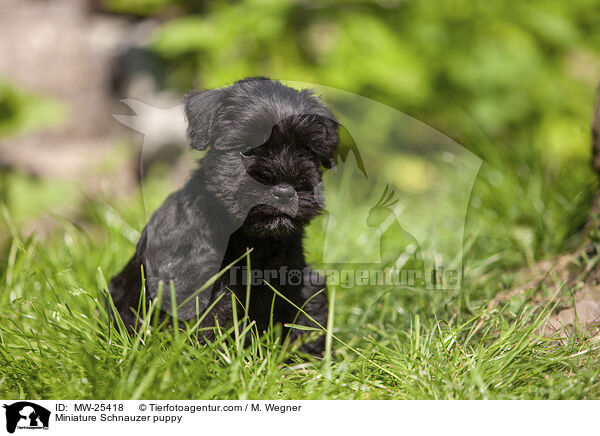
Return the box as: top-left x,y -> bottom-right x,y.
102,0 -> 600,266
1,172 -> 78,227
0,82 -> 68,238
0,81 -> 65,138
3,0 -> 600,268
108,0 -> 600,160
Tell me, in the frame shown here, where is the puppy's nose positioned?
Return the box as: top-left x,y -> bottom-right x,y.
272,184 -> 296,203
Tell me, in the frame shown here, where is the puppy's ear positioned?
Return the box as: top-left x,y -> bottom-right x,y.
308,116 -> 339,169
184,89 -> 226,150
322,117 -> 339,169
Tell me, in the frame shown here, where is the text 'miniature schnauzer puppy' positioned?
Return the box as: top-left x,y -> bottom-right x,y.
109,77 -> 339,355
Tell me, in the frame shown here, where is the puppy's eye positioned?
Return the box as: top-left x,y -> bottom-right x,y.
240,149 -> 256,158
320,157 -> 334,169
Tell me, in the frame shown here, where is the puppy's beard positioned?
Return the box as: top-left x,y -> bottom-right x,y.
218,172 -> 323,237
242,183 -> 327,236
244,202 -> 300,237
255,214 -> 296,236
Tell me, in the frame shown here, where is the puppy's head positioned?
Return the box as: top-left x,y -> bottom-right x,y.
185,77 -> 339,236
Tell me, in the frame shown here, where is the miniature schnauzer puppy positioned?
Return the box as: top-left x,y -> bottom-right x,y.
109,77 -> 339,356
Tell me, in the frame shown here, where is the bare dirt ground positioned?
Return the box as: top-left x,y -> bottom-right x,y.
489,90 -> 600,341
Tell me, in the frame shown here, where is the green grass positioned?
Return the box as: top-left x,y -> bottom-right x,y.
1,159 -> 599,399
2,0 -> 600,400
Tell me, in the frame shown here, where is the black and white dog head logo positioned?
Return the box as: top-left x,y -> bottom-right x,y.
3,402 -> 50,433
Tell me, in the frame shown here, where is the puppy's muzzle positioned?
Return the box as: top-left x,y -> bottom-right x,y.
271,184 -> 296,204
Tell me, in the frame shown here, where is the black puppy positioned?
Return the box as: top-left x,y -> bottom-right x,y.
109,77 -> 339,356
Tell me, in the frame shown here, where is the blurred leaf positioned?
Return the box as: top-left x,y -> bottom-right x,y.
0,81 -> 65,139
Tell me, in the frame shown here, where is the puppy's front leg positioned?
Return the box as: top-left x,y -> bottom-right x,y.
286,270 -> 329,357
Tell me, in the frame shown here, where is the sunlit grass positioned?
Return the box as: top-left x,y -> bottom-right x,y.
1,172 -> 599,399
